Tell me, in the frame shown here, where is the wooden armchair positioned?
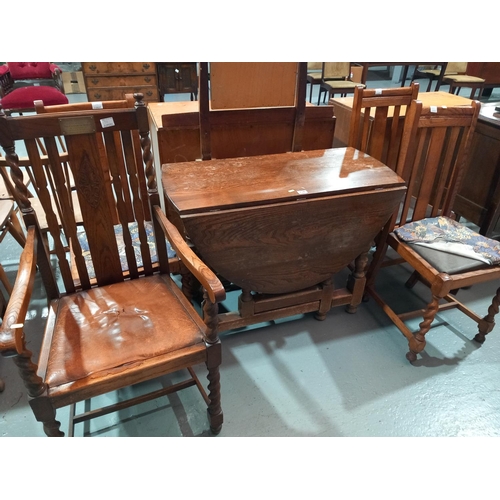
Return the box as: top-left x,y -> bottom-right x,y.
0,95 -> 226,436
365,99 -> 490,363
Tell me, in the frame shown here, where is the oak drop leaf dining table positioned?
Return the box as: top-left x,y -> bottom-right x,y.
162,147 -> 406,331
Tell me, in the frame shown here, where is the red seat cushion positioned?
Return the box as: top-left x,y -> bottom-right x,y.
7,62 -> 54,80
0,86 -> 68,110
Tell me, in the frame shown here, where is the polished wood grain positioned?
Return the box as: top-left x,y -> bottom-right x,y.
163,147 -> 406,328
331,91 -> 473,148
0,96 -> 226,436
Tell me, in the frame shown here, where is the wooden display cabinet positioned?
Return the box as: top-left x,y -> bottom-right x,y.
157,62 -> 198,101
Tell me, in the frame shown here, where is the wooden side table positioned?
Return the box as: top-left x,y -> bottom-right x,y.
157,63 -> 198,101
162,147 -> 406,331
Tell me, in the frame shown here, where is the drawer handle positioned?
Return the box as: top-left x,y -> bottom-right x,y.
144,77 -> 151,83
143,63 -> 150,70
94,93 -> 101,99
88,64 -> 96,71
91,78 -> 99,85
146,91 -> 153,96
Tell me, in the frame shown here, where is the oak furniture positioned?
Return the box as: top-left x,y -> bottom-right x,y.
33,95 -> 181,275
82,62 -> 159,102
454,101 -> 500,238
329,91 -> 473,148
365,100 -> 491,363
348,83 -> 420,170
157,62 -> 198,101
0,95 -> 225,436
162,147 -> 406,332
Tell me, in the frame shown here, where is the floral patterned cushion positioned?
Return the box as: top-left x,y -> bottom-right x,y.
394,216 -> 500,265
77,221 -> 176,279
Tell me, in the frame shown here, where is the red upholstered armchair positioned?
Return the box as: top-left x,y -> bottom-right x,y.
0,62 -> 64,97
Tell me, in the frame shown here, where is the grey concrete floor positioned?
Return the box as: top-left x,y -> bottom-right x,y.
2,66 -> 500,442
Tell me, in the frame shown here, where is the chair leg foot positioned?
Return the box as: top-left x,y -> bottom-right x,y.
406,350 -> 417,363
208,409 -> 223,435
475,287 -> 500,344
473,332 -> 486,344
314,311 -> 327,320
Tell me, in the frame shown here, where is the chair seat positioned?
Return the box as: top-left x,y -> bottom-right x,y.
417,69 -> 458,77
307,72 -> 322,82
394,216 -> 500,273
45,274 -> 207,390
0,85 -> 68,111
323,80 -> 360,89
443,75 -> 485,84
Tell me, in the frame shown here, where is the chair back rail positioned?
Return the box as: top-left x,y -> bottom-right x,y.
365,98 -> 481,289
0,95 -> 168,293
396,101 -> 481,225
348,83 -> 420,170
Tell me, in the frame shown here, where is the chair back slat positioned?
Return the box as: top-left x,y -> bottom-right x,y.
25,137 -> 79,292
66,132 -> 124,286
348,83 -> 420,170
395,101 -> 481,226
119,129 -> 154,274
101,129 -> 140,279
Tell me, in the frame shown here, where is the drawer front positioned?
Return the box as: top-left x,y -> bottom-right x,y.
85,75 -> 157,88
83,62 -> 156,75
87,86 -> 159,102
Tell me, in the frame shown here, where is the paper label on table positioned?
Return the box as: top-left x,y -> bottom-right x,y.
100,117 -> 115,128
431,106 -> 438,113
297,190 -> 308,195
92,102 -> 103,109
375,89 -> 383,95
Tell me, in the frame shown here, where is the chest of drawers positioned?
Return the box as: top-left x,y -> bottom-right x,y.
82,62 -> 159,102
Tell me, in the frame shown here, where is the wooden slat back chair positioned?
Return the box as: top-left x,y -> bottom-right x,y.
365,99 -> 490,363
348,82 -> 420,170
0,95 -> 226,436
35,95 -> 180,276
34,94 -> 147,225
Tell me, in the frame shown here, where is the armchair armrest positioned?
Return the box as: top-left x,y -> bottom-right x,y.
49,63 -> 64,93
154,206 -> 226,304
49,63 -> 62,75
0,227 -> 37,355
0,65 -> 13,97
